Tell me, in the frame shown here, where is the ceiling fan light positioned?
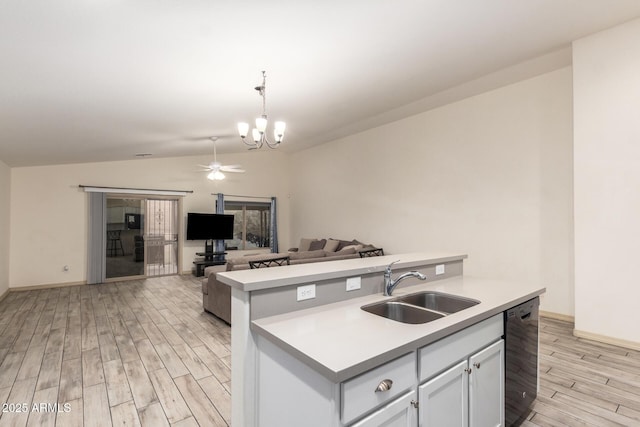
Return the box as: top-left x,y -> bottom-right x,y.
207,170 -> 226,180
237,122 -> 249,138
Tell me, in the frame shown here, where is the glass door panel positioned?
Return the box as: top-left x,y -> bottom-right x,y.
145,199 -> 178,276
105,197 -> 145,279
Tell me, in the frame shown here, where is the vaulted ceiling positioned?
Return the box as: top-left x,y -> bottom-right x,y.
2,0 -> 640,167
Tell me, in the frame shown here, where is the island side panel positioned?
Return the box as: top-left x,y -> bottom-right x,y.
257,335 -> 340,427
231,286 -> 257,427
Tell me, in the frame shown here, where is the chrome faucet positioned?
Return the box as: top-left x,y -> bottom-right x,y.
384,260 -> 427,296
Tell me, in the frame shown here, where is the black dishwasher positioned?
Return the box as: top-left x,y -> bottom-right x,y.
504,297 -> 539,426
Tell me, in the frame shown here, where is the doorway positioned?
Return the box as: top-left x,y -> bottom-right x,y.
105,196 -> 179,280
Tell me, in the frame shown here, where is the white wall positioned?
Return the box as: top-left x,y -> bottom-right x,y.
0,159 -> 10,297
9,151 -> 290,288
573,18 -> 640,344
291,68 -> 574,316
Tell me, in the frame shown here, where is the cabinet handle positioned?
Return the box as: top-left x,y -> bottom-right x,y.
374,379 -> 393,392
410,400 -> 419,409
473,362 -> 481,369
464,368 -> 472,374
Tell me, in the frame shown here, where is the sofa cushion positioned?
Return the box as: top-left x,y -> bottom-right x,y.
341,244 -> 364,252
290,249 -> 326,260
325,247 -> 356,257
299,238 -> 316,252
323,239 -> 340,252
335,239 -> 362,251
309,239 -> 327,251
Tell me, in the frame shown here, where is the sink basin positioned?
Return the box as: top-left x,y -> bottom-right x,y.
396,291 -> 480,314
361,301 -> 445,324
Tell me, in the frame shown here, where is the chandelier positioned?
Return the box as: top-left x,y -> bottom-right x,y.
237,71 -> 286,149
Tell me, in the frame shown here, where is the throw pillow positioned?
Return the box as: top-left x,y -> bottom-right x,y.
323,239 -> 340,252
334,239 -> 353,251
299,238 -> 315,252
334,247 -> 357,255
309,239 -> 327,251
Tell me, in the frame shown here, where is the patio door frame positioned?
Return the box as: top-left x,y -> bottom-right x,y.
84,185 -> 189,284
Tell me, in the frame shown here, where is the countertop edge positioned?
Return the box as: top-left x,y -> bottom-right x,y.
251,284 -> 545,383
218,252 -> 468,292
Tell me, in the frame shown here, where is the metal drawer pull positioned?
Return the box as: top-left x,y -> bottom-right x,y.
464,367 -> 472,374
473,362 -> 481,369
375,379 -> 393,392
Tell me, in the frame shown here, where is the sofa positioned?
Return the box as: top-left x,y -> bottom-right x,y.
201,238 -> 381,323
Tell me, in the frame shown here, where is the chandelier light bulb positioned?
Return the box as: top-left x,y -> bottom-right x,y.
237,122 -> 249,138
255,117 -> 267,133
252,128 -> 261,143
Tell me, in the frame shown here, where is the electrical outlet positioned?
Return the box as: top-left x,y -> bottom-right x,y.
346,277 -> 361,291
435,264 -> 445,275
297,284 -> 316,301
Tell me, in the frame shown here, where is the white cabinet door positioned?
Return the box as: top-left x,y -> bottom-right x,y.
469,339 -> 504,427
350,390 -> 417,427
418,360 -> 468,427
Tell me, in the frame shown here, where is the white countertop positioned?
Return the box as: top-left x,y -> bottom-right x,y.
252,275 -> 545,382
217,251 -> 468,292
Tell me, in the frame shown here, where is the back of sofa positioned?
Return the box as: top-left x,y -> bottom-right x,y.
224,248 -> 359,271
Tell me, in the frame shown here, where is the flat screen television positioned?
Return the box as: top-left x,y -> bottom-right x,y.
186,213 -> 234,240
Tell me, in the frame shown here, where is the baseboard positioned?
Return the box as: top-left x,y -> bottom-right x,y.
573,328 -> 640,352
9,280 -> 87,292
0,288 -> 9,303
539,310 -> 575,323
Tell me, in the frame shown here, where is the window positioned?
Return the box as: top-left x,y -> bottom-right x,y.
224,201 -> 271,250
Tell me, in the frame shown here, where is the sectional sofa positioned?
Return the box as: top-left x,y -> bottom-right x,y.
201,238 -> 381,323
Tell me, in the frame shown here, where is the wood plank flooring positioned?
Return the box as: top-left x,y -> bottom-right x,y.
2,275 -> 640,426
0,275 -> 230,427
524,317 -> 640,426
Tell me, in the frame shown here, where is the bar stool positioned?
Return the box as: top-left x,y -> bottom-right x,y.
107,230 -> 125,256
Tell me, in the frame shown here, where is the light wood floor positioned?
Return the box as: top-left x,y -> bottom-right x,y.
0,275 -> 231,427
524,317 -> 640,426
2,276 -> 640,426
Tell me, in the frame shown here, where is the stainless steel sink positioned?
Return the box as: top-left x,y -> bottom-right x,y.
396,291 -> 480,314
361,291 -> 480,324
361,301 -> 445,324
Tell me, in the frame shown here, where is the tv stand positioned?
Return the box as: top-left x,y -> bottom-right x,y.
193,240 -> 227,277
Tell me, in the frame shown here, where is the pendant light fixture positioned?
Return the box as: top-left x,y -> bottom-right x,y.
237,71 -> 286,149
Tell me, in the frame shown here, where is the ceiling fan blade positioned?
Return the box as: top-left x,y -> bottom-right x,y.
220,166 -> 245,172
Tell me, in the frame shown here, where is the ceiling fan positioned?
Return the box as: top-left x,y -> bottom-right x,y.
199,137 -> 245,180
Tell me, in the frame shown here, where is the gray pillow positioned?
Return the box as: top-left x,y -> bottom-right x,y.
309,239 -> 327,251
299,238 -> 315,252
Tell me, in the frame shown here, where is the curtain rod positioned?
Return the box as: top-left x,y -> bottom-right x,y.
79,185 -> 193,196
211,193 -> 272,200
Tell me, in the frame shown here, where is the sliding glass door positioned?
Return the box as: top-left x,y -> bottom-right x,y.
105,196 -> 179,280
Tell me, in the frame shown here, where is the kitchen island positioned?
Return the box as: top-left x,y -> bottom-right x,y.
216,252 -> 545,426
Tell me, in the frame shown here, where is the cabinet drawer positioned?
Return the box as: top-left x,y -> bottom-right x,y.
419,313 -> 503,381
341,352 -> 416,425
